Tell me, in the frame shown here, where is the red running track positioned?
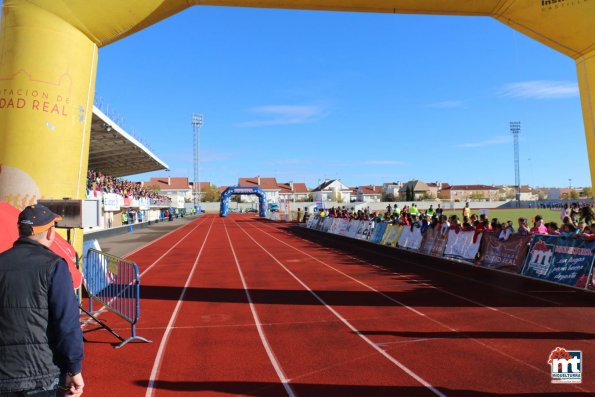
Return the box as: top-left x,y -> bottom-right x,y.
82,215 -> 595,396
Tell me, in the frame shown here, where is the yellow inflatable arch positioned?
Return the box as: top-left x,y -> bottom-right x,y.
0,0 -> 594,249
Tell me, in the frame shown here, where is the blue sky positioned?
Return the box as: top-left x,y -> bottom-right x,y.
94,6 -> 588,189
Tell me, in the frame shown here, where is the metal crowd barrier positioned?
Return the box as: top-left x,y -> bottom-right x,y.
83,248 -> 151,348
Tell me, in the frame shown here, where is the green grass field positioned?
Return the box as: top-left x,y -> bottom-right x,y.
443,208 -> 563,225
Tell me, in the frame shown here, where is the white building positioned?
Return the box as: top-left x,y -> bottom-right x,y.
311,179 -> 352,203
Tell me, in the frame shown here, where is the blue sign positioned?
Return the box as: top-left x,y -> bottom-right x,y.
522,235 -> 595,289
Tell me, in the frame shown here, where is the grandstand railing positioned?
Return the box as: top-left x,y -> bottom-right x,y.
83,249 -> 151,348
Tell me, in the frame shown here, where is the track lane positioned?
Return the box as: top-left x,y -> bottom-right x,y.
226,217 -> 443,396
83,217 -> 215,396
243,219 -> 595,395
139,216 -> 292,397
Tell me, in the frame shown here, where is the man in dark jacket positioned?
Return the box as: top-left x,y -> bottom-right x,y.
0,205 -> 84,396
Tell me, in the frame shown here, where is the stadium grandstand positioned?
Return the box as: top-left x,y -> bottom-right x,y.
84,106 -> 177,230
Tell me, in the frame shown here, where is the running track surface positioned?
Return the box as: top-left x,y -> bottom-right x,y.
82,215 -> 595,397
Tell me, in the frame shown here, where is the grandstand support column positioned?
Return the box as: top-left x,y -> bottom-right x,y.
577,50 -> 595,192
0,2 -> 97,250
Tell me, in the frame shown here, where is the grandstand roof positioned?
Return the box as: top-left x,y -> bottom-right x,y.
88,106 -> 169,177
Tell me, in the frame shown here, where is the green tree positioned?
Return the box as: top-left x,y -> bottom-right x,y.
582,187 -> 592,198
570,190 -> 579,200
202,185 -> 221,202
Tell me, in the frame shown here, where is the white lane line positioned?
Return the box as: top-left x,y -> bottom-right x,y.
139,218 -> 208,278
145,217 -> 215,397
250,222 -> 593,393
124,216 -> 207,259
81,218 -> 209,331
223,221 -> 296,397
234,221 -> 445,397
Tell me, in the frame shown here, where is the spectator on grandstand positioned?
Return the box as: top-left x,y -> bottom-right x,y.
517,217 -> 531,236
0,205 -> 84,397
530,215 -> 548,234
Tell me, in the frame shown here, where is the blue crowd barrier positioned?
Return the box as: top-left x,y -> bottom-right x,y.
84,249 -> 151,348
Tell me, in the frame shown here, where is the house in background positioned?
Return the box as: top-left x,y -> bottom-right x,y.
381,182 -> 403,201
399,180 -> 433,200
278,182 -> 310,202
357,185 -> 383,202
311,179 -> 352,203
238,176 -> 280,203
439,185 -> 499,201
144,177 -> 194,208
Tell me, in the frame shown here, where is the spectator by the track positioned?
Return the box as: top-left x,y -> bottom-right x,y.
530,215 -> 548,234
546,222 -> 560,235
580,203 -> 595,225
517,217 -> 531,236
435,204 -> 443,218
0,205 -> 84,397
560,203 -> 570,222
560,216 -> 579,237
296,208 -> 302,223
462,202 -> 471,219
499,221 -> 512,241
571,203 -> 580,224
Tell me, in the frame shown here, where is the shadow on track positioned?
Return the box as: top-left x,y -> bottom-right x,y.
134,380 -> 590,397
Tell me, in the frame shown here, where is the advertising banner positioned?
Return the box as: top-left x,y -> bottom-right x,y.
522,235 -> 595,289
345,220 -> 361,239
321,217 -> 334,233
382,225 -> 403,248
328,218 -> 342,234
335,219 -> 350,236
356,221 -> 373,240
370,222 -> 388,244
418,228 -> 448,258
139,197 -> 151,211
444,229 -> 482,262
103,193 -> 120,212
477,233 -> 531,273
398,226 -> 424,250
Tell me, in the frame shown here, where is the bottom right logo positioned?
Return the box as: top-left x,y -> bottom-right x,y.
548,347 -> 582,384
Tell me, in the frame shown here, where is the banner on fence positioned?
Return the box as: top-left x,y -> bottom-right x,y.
418,228 -> 448,258
477,233 -> 531,273
522,235 -> 595,289
345,220 -> 361,239
444,229 -> 482,262
382,224 -> 403,247
103,193 -> 120,211
398,226 -> 424,250
370,222 -> 388,244
356,221 -> 373,240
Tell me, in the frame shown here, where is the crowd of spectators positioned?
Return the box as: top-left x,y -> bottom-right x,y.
314,202 -> 595,241
86,169 -> 171,204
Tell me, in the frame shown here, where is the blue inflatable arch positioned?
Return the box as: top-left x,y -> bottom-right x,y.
220,186 -> 267,217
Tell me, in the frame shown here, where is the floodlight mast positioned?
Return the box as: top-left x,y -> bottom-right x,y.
192,114 -> 204,210
510,121 -> 521,208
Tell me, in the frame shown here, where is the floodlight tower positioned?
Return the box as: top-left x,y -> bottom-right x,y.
510,121 -> 521,207
192,114 -> 204,209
